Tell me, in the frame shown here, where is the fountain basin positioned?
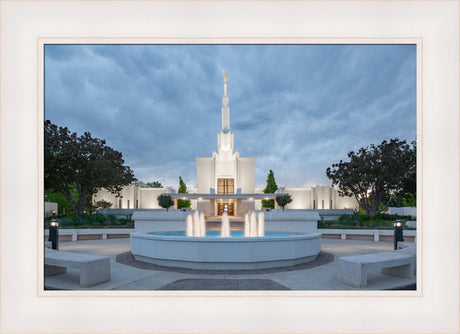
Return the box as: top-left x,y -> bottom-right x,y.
130,231 -> 321,270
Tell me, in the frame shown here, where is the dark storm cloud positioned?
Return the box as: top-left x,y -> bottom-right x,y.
45,44 -> 416,188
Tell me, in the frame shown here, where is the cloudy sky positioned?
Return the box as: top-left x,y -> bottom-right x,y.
44,44 -> 416,189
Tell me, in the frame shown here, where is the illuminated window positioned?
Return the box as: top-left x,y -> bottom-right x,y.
330,200 -> 333,209
217,178 -> 234,194
322,200 -> 324,209
127,200 -> 130,209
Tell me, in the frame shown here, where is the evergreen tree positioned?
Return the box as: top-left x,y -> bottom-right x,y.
261,169 -> 278,209
177,176 -> 191,209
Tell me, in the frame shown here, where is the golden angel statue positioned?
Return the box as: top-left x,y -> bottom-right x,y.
222,68 -> 228,83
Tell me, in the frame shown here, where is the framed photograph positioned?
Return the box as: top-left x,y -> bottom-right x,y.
1,1 -> 458,333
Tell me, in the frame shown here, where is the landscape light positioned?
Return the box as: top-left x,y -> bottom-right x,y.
393,220 -> 404,250
49,219 -> 60,250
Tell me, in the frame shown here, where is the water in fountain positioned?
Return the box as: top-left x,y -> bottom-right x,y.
221,212 -> 230,237
193,210 -> 201,237
244,213 -> 250,237
186,214 -> 194,237
250,211 -> 257,237
257,211 -> 265,237
199,212 -> 206,237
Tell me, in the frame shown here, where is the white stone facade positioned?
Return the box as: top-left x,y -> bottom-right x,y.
93,71 -> 358,213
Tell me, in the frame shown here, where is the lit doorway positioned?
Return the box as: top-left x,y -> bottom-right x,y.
217,202 -> 234,216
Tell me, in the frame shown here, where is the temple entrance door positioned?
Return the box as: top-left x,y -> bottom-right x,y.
217,203 -> 234,216
217,178 -> 234,194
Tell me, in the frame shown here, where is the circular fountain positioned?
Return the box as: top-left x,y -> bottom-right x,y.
130,210 -> 322,270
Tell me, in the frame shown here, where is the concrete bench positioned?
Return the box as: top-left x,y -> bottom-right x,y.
44,249 -> 110,287
337,251 -> 415,288
396,242 -> 416,274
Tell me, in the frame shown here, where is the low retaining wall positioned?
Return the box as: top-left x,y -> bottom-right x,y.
319,229 -> 416,242
132,210 -> 191,232
44,228 -> 134,242
386,207 -> 416,218
269,209 -> 353,221
99,208 -> 191,219
263,210 -> 320,233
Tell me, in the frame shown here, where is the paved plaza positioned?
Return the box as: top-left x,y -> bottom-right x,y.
44,237 -> 416,291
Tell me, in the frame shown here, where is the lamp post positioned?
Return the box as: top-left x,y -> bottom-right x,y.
393,220 -> 404,250
49,219 -> 59,250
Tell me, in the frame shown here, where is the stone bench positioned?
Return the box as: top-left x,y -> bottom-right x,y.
44,249 -> 111,287
396,242 -> 416,275
337,251 -> 415,288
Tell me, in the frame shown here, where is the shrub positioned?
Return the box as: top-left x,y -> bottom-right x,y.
275,193 -> 293,211
108,214 -> 117,225
158,194 -> 174,211
94,213 -> 106,223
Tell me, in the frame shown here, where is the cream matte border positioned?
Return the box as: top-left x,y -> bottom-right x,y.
1,1 -> 458,333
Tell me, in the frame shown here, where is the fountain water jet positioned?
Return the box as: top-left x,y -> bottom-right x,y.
257,212 -> 265,237
244,213 -> 250,237
199,212 -> 206,237
186,214 -> 194,237
193,211 -> 200,237
221,212 -> 230,237
250,211 -> 257,237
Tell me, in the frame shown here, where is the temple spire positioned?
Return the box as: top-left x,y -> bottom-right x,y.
221,69 -> 230,133
222,68 -> 228,97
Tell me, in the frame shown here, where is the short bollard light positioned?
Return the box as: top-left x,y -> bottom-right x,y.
393,220 -> 404,250
49,219 -> 59,250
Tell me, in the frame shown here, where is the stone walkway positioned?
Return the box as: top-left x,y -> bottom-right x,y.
44,237 -> 416,291
158,278 -> 290,290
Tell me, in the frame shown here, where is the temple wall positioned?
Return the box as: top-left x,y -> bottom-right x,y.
93,185 -> 357,211
283,188 -> 313,209
138,188 -> 166,209
196,157 -> 214,193
237,158 -> 256,193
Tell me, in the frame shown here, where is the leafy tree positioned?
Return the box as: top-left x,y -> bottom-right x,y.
93,199 -> 113,211
177,176 -> 191,209
399,140 -> 416,204
157,194 -> 174,211
133,180 -> 163,188
44,120 -> 136,215
326,138 -> 415,218
44,189 -> 75,215
386,194 -> 405,208
403,192 -> 416,207
146,181 -> 162,188
261,169 -> 278,209
276,193 -> 293,211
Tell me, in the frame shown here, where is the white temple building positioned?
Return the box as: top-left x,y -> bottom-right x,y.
94,71 -> 358,215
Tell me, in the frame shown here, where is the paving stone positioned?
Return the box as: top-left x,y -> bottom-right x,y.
157,278 -> 290,290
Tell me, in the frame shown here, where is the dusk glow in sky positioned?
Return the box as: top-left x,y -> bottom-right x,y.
45,44 -> 416,189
